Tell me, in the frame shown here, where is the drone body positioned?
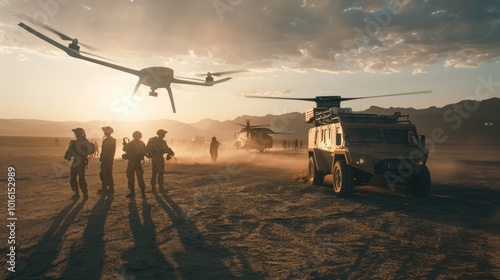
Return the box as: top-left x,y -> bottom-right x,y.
18,21 -> 244,113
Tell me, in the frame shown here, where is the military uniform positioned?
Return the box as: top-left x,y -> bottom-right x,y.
100,134 -> 116,192
65,128 -> 94,199
124,138 -> 147,196
149,136 -> 171,188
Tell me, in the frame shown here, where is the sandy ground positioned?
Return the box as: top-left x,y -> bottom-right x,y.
0,137 -> 499,279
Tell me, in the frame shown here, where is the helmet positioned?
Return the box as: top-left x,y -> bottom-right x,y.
72,127 -> 85,135
156,129 -> 168,136
212,137 -> 216,141
102,126 -> 114,134
132,131 -> 142,139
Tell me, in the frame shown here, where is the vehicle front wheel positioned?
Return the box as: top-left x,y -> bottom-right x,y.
308,156 -> 325,186
406,166 -> 431,198
333,160 -> 354,197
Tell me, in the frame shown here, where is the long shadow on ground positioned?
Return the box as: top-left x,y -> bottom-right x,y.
62,194 -> 114,279
153,187 -> 265,279
121,195 -> 176,278
11,199 -> 86,279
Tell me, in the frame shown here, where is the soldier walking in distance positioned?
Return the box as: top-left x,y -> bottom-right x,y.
209,136 -> 221,162
64,128 -> 94,199
123,131 -> 147,198
147,129 -> 174,191
97,126 -> 116,194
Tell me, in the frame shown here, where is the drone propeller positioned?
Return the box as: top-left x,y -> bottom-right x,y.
196,69 -> 248,77
16,13 -> 98,51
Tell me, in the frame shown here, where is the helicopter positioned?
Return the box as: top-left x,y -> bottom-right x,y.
233,119 -> 295,152
17,18 -> 247,113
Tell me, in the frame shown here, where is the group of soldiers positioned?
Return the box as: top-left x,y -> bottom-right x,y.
281,139 -> 302,151
64,126 -> 175,199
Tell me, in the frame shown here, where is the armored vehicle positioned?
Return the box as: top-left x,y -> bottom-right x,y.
246,91 -> 432,197
307,107 -> 430,197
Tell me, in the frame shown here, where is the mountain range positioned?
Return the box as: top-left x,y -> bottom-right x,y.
1,98 -> 498,144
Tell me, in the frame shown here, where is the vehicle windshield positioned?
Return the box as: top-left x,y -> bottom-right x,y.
383,129 -> 414,144
344,128 -> 382,144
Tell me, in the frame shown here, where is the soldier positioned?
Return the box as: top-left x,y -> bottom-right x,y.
97,126 -> 116,194
147,129 -> 174,190
209,136 -> 221,162
64,128 -> 94,199
123,131 -> 147,198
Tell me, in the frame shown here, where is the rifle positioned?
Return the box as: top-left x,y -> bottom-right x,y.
122,137 -> 130,160
64,140 -> 90,167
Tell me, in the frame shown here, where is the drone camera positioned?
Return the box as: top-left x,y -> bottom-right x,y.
149,91 -> 158,97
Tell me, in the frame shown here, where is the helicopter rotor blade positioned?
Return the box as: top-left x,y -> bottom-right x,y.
233,122 -> 269,128
340,90 -> 432,102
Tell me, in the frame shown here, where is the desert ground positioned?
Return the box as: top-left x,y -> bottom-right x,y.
0,136 -> 499,279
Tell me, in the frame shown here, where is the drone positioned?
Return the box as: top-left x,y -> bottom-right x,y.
245,91 -> 432,110
18,18 -> 247,113
246,91 -> 432,125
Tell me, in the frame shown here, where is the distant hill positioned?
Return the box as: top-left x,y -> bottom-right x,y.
363,97 -> 500,144
1,98 -> 498,144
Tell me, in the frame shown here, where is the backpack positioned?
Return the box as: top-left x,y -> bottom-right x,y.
146,137 -> 159,158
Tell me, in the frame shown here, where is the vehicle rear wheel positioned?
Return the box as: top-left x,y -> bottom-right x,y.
333,160 -> 354,197
308,156 -> 324,186
406,166 -> 431,198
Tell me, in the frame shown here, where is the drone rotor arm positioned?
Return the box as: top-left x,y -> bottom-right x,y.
18,22 -> 141,77
171,77 -> 232,86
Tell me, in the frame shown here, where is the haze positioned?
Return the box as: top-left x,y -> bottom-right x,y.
1,0 -> 499,123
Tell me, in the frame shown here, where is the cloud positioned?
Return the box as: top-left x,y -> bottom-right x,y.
412,68 -> 426,74
2,0 -> 499,73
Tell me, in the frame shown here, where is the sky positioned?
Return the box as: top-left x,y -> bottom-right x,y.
1,0 -> 499,123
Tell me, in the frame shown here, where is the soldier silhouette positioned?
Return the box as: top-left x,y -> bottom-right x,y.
97,126 -> 116,195
64,128 -> 94,199
123,131 -> 147,198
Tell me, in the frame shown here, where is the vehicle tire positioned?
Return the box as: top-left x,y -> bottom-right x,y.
308,156 -> 325,186
333,160 -> 354,197
406,166 -> 431,198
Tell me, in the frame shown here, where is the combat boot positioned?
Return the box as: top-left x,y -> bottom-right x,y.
106,186 -> 115,194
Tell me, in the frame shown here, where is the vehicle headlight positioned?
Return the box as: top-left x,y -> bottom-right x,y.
357,156 -> 366,165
